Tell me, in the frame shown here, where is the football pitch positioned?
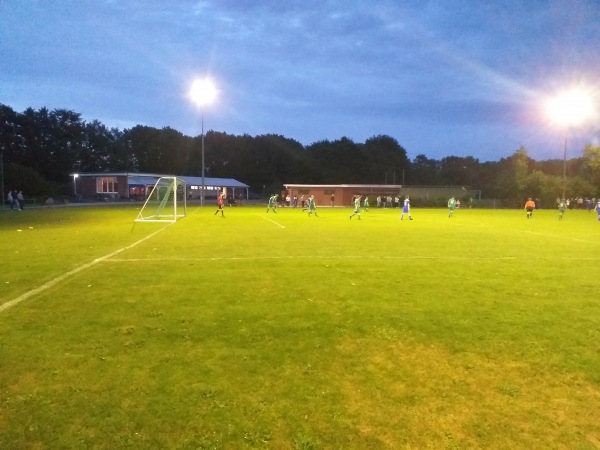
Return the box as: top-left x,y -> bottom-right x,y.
1,204 -> 599,449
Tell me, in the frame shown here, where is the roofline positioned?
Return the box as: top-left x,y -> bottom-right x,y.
69,172 -> 249,188
283,184 -> 470,189
284,184 -> 404,188
69,172 -> 170,177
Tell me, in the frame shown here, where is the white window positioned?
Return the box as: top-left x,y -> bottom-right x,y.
96,177 -> 118,193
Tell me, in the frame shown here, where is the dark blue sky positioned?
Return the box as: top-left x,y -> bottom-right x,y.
1,0 -> 599,161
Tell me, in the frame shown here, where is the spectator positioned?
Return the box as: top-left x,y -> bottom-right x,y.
17,191 -> 25,210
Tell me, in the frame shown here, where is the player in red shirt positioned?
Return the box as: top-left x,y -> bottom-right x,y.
214,192 -> 225,217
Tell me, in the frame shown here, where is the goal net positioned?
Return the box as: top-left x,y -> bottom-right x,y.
135,176 -> 186,223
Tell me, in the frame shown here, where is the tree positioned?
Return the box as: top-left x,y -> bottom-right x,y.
439,156 -> 480,186
363,135 -> 409,184
410,154 -> 440,185
0,104 -> 24,163
582,145 -> 600,193
3,162 -> 49,196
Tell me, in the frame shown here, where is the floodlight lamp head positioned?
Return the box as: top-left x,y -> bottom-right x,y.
189,78 -> 218,108
545,88 -> 595,127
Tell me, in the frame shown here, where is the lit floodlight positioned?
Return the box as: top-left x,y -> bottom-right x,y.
189,78 -> 218,107
545,88 -> 594,127
188,77 -> 219,207
545,86 -> 595,200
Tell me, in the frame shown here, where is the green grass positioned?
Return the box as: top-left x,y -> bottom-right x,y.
1,204 -> 600,449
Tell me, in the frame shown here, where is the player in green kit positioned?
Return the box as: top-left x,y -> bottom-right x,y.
350,195 -> 362,219
266,194 -> 277,213
307,194 -> 318,217
363,195 -> 369,212
448,197 -> 456,218
558,198 -> 566,220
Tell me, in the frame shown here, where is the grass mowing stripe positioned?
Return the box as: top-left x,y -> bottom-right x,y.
103,255 -> 600,262
0,223 -> 172,313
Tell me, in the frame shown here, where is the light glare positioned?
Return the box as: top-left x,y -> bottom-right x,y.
189,78 -> 218,107
545,88 -> 594,127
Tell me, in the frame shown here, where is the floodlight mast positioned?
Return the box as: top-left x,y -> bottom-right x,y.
189,78 -> 218,207
545,88 -> 594,199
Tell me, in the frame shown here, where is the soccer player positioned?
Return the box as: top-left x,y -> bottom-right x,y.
266,194 -> 277,213
596,201 -> 600,222
350,195 -> 362,220
448,197 -> 456,218
558,198 -> 566,220
307,194 -> 319,217
524,198 -> 535,219
363,195 -> 369,212
400,196 -> 413,220
214,192 -> 225,217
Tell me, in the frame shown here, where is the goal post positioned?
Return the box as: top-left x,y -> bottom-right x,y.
135,176 -> 187,223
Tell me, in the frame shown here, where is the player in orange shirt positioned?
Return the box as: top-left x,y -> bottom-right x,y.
524,198 -> 536,219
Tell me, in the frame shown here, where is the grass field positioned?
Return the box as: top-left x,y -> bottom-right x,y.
1,203 -> 600,449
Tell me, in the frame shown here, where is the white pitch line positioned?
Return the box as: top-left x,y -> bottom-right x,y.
258,214 -> 286,228
0,225 -> 172,313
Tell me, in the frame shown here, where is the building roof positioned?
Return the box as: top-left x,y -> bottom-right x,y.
70,172 -> 248,188
179,176 -> 249,188
128,176 -> 161,186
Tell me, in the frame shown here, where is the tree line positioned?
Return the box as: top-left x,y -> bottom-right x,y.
1,104 -> 599,204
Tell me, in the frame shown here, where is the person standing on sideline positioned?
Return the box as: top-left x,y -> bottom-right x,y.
448,197 -> 456,218
214,192 -> 225,217
13,190 -> 20,210
7,190 -> 14,210
400,196 -> 413,220
17,191 -> 25,210
524,198 -> 536,219
363,195 -> 369,212
266,194 -> 277,213
330,193 -> 335,207
307,194 -> 319,217
350,195 -> 362,220
558,198 -> 566,220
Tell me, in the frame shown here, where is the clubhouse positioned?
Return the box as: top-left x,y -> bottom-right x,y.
70,172 -> 249,201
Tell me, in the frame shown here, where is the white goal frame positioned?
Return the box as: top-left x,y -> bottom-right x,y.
134,176 -> 187,223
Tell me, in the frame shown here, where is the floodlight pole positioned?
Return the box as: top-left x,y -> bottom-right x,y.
189,77 -> 217,207
546,87 -> 594,201
562,133 -> 567,200
201,105 -> 205,207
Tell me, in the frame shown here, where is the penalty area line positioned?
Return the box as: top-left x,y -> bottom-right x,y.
258,214 -> 286,228
0,224 -> 172,314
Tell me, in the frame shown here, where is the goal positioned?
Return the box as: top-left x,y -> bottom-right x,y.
135,176 -> 187,223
